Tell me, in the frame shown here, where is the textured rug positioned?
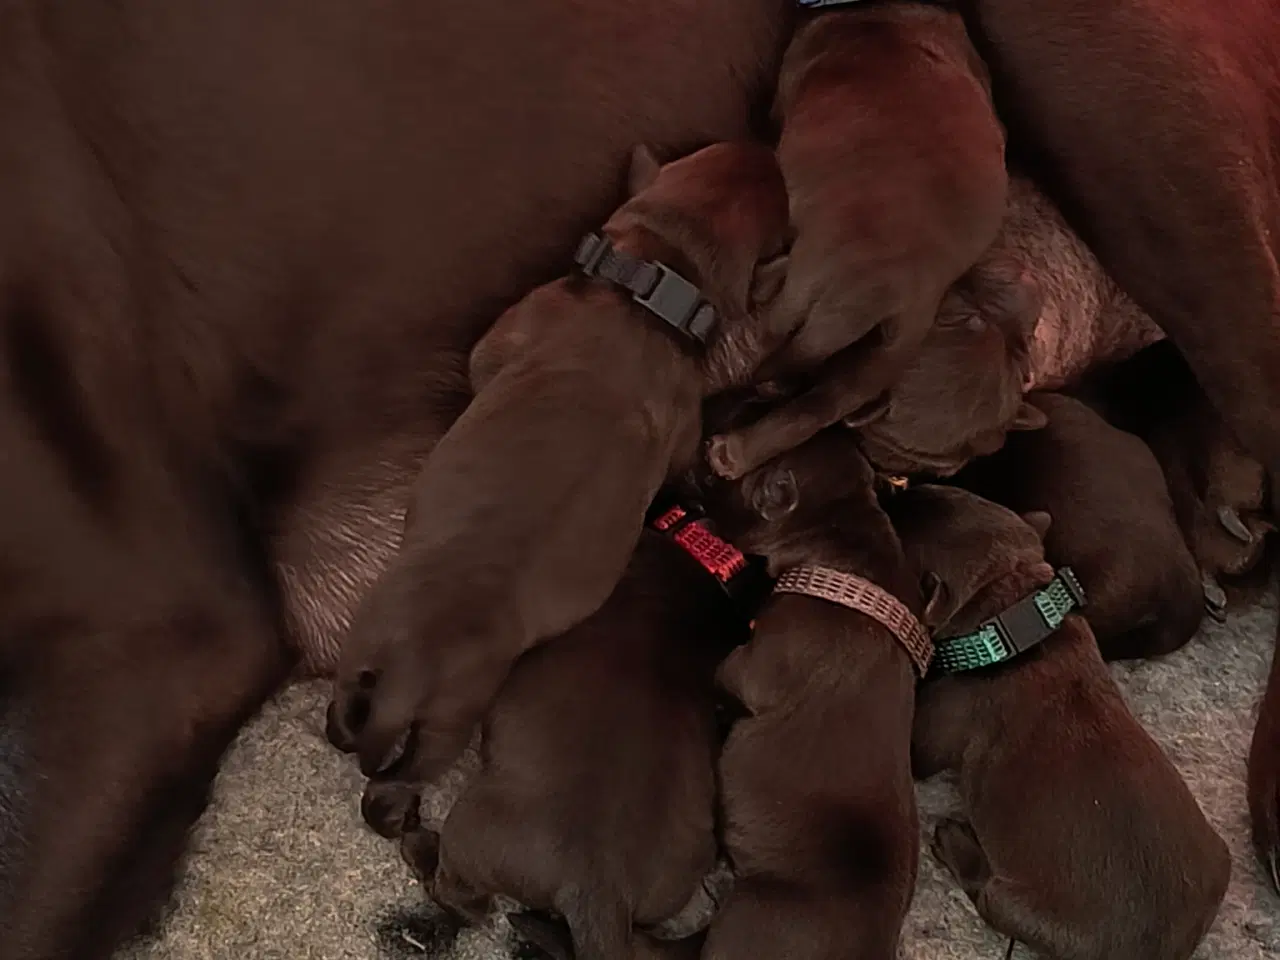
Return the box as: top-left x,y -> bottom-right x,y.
122,588 -> 1280,960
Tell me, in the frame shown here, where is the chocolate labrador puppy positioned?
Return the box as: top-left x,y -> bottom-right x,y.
858,172 -> 1162,479
395,527 -> 743,960
852,248 -> 1047,477
957,392 -> 1204,661
697,428 -> 926,960
327,141 -> 789,825
889,485 -> 1230,960
704,1 -> 1008,479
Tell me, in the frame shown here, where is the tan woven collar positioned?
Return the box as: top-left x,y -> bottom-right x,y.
772,566 -> 933,676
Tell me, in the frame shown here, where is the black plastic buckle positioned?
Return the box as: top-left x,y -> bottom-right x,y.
634,264 -> 716,343
988,598 -> 1045,657
573,231 -> 717,345
574,232 -> 610,275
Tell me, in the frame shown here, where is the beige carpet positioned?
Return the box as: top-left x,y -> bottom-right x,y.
121,589 -> 1280,960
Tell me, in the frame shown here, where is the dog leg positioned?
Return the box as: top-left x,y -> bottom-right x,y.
934,822 -> 1084,960
432,862 -> 493,930
361,780 -> 423,840
967,0 -> 1280,884
0,602 -> 286,960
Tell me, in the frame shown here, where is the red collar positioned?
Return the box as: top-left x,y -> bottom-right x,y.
649,504 -> 749,584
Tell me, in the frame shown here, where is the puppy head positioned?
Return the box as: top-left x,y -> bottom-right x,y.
886,485 -> 1053,638
606,142 -> 793,387
856,256 -> 1047,476
700,424 -> 879,570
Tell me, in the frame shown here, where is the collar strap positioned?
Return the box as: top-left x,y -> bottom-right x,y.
772,566 -> 933,676
930,568 -> 1088,675
651,504 -> 747,583
647,502 -> 772,614
573,232 -> 718,344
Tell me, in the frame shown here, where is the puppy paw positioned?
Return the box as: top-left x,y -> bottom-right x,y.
362,780 -> 422,840
327,571 -> 505,790
1203,577 -> 1228,622
705,434 -> 747,480
932,818 -> 992,896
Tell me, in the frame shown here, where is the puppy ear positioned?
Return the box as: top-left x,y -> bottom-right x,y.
841,394 -> 891,429
749,253 -> 790,307
1009,401 -> 1048,432
1021,510 -> 1053,540
627,144 -> 663,197
920,571 -> 956,632
750,468 -> 799,521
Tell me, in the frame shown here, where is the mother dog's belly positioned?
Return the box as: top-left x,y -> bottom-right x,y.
272,451 -> 422,677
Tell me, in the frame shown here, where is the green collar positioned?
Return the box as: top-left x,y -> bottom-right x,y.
929,568 -> 1087,675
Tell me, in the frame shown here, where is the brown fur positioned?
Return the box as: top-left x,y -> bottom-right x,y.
855,171 -> 1163,479
1079,342 -> 1274,600
957,392 -> 1204,661
394,530 -> 742,960
704,3 -> 1008,479
995,177 -> 1166,391
0,2 -> 792,954
6,0 -> 1280,951
852,248 -> 1048,477
889,485 -> 1230,960
958,0 -> 1280,869
698,431 -> 921,960
326,142 -> 790,830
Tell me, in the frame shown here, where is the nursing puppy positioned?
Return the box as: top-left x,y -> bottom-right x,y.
397,528 -> 745,960
854,172 -> 1165,478
852,249 -> 1047,477
699,429 -> 924,960
890,485 -> 1230,960
704,2 -> 1008,479
329,141 -> 789,819
957,392 -> 1203,660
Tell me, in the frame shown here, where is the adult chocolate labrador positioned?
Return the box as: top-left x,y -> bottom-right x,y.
2,2 -> 1280,959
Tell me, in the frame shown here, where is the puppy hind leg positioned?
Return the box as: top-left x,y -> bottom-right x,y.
933,823 -> 1094,960
930,818 -> 993,903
